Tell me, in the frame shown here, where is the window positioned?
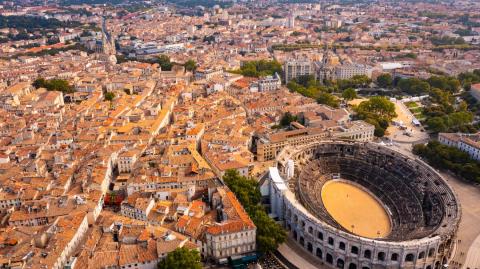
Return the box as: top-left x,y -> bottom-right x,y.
318,232 -> 324,240
328,237 -> 334,245
364,250 -> 372,259
391,253 -> 399,261
405,253 -> 415,262
316,248 -> 323,259
428,248 -> 435,257
418,251 -> 425,259
351,246 -> 359,255
378,252 -> 386,261
339,242 -> 346,250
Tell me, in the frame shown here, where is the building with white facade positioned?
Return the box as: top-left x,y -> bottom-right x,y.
334,64 -> 373,80
438,132 -> 480,160
284,59 -> 313,83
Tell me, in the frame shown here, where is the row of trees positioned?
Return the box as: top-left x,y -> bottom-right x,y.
0,15 -> 80,32
286,75 -> 340,108
430,35 -> 466,46
32,78 -> 75,93
413,141 -> 480,183
223,170 -> 287,254
132,55 -> 197,72
378,71 -> 477,95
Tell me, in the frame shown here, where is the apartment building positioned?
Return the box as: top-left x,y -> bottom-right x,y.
334,64 -> 373,80
284,59 -> 313,83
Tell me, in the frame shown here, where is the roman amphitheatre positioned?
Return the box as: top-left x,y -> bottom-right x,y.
269,141 -> 461,269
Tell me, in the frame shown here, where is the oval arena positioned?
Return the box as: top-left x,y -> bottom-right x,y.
267,141 -> 460,269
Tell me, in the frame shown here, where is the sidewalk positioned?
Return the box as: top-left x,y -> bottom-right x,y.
276,237 -> 329,269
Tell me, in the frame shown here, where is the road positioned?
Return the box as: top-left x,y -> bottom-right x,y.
443,172 -> 480,269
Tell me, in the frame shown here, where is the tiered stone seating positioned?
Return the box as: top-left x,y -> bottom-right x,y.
294,142 -> 459,241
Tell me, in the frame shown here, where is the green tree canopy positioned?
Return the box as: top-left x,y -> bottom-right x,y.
234,60 -> 282,78
157,55 -> 173,71
355,96 -> 397,121
376,73 -> 393,88
342,88 -> 357,101
397,78 -> 431,95
317,92 -> 340,108
426,76 -> 461,93
223,170 -> 286,253
336,75 -> 372,91
157,247 -> 202,269
32,77 -> 74,94
280,112 -> 297,127
104,92 -> 115,101
413,141 -> 480,183
354,97 -> 397,137
184,59 -> 197,72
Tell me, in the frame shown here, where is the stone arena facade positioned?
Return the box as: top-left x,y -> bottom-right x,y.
268,141 -> 461,269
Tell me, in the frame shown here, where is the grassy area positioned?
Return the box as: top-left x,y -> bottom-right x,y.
405,101 -> 419,108
410,107 -> 423,114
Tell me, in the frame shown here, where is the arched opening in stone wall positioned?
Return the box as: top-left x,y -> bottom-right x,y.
337,258 -> 345,269
307,242 -> 313,252
378,252 -> 386,261
318,231 -> 324,240
364,249 -> 372,259
391,253 -> 399,261
316,248 -> 323,259
326,254 -> 333,264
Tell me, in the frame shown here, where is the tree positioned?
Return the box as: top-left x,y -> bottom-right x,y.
233,60 -> 282,78
223,170 -> 286,253
342,88 -> 357,101
354,97 -> 397,137
280,112 -> 297,127
184,59 -> 197,72
376,73 -> 393,88
413,141 -> 480,183
355,96 -> 397,121
337,75 -> 372,91
157,55 -> 173,71
317,92 -> 339,108
32,77 -> 74,93
427,76 -> 461,93
104,92 -> 115,101
397,78 -> 430,95
157,247 -> 202,269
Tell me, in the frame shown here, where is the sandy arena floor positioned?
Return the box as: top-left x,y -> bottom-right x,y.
321,180 -> 391,238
